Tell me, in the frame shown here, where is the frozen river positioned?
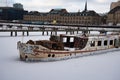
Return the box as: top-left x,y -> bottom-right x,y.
0,32 -> 120,80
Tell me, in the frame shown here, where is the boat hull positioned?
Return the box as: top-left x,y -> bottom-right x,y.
17,33 -> 120,62
18,41 -> 120,61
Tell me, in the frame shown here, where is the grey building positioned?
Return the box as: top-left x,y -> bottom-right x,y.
0,7 -> 28,20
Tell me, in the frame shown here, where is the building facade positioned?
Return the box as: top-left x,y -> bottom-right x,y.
110,0 -> 120,10
107,6 -> 120,25
0,3 -> 27,20
23,2 -> 101,25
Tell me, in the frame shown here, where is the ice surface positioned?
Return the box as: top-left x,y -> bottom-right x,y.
0,33 -> 120,80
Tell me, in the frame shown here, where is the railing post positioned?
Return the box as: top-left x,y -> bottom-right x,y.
47,31 -> 49,35
51,31 -> 53,35
15,31 -> 17,36
27,31 -> 29,36
11,31 -> 13,36
22,31 -> 24,36
42,26 -> 45,35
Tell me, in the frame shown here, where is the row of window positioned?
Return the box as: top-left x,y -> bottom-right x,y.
24,16 -> 93,20
90,40 -> 114,47
62,37 -> 114,47
24,18 -> 98,24
24,15 -> 98,19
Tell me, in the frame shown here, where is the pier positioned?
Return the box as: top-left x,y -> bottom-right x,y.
0,22 -> 120,36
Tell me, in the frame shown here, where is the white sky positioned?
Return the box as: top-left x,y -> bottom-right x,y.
0,0 -> 119,13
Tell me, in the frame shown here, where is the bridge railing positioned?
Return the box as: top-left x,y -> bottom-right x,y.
0,22 -> 120,32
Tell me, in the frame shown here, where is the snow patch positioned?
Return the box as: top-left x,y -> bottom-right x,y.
0,34 -> 120,80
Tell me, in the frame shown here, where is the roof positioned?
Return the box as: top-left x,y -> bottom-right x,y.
27,11 -> 47,16
108,6 -> 120,14
0,7 -> 24,10
62,10 -> 100,16
49,9 -> 68,14
82,10 -> 100,16
25,8 -> 99,17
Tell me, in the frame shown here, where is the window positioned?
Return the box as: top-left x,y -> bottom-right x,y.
48,54 -> 51,57
104,40 -> 108,46
90,41 -> 95,47
110,40 -> 113,45
52,54 -> 55,57
0,9 -> 2,12
98,41 -> 101,46
70,37 -> 74,42
63,37 -> 67,42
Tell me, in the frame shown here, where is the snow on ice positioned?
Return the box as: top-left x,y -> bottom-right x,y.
0,32 -> 120,80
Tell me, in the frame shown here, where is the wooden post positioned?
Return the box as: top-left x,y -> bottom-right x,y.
51,31 -> 53,35
15,31 -> 17,36
70,31 -> 72,35
47,31 -> 49,35
77,30 -> 78,34
42,31 -> 44,35
88,31 -> 90,34
27,31 -> 29,36
55,31 -> 57,35
22,31 -> 24,36
11,31 -> 13,36
73,31 -> 74,34
77,27 -> 79,34
66,31 -> 68,34
42,27 -> 45,35
70,28 -> 72,35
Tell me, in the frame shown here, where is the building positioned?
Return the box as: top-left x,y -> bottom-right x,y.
0,3 -> 28,20
23,2 -> 101,25
110,0 -> 120,10
107,0 -> 120,25
107,6 -> 120,25
13,3 -> 23,9
0,7 -> 28,20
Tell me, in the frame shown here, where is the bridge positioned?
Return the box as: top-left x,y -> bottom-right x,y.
0,22 -> 120,36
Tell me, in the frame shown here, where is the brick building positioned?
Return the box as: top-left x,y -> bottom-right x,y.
107,6 -> 120,25
107,0 -> 120,25
110,0 -> 120,10
23,2 -> 101,25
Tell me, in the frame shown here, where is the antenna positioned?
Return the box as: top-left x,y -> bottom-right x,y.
6,0 -> 8,6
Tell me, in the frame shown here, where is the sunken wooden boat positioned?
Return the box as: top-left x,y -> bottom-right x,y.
17,33 -> 120,61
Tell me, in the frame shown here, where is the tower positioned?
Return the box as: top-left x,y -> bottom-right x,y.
84,0 -> 87,11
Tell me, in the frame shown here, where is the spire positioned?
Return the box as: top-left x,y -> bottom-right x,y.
84,0 -> 87,11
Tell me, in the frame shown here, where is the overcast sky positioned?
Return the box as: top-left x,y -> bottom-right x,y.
0,0 -> 119,13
